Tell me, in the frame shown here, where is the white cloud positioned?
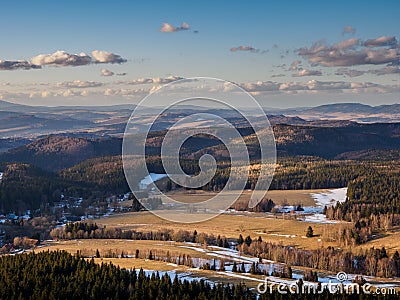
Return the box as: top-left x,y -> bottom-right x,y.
239,79 -> 390,94
364,36 -> 397,47
342,26 -> 356,35
124,75 -> 184,85
160,22 -> 190,32
230,45 -> 261,53
289,60 -> 302,71
241,81 -> 280,92
333,38 -> 360,50
2,78 -> 400,102
292,69 -> 322,77
298,38 -> 400,67
101,69 -> 114,76
91,50 -> 127,64
31,50 -> 92,66
1,50 -> 127,71
57,80 -> 103,88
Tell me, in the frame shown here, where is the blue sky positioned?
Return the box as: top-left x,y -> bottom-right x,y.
0,0 -> 399,107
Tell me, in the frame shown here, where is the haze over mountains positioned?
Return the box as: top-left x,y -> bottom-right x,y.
285,103 -> 400,123
1,122 -> 399,172
1,100 -> 400,141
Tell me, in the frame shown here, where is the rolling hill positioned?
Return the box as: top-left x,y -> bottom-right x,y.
0,122 -> 399,173
0,135 -> 122,171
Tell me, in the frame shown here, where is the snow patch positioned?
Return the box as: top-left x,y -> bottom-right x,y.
139,173 -> 168,189
311,187 -> 347,208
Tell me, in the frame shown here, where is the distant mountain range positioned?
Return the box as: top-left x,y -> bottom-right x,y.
279,103 -> 400,123
1,121 -> 399,172
1,100 -> 400,140
301,103 -> 400,114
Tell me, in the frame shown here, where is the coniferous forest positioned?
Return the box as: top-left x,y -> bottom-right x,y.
0,250 -> 397,300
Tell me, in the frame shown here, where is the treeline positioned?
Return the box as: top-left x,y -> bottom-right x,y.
58,156 -> 378,195
169,158 -> 376,191
327,169 -> 400,223
232,198 -> 275,212
268,159 -> 370,190
239,238 -> 400,278
52,223 -> 230,247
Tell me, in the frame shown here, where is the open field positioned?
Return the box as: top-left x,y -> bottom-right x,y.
37,239 -> 400,291
35,187 -> 400,290
98,211 -> 340,250
154,189 -> 319,206
358,228 -> 400,255
34,240 -> 272,289
98,187 -> 398,253
99,210 -> 400,254
38,239 -> 210,259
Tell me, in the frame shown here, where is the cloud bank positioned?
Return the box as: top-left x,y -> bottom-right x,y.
57,80 -> 103,88
0,50 -> 127,71
363,36 -> 397,47
0,60 -> 41,70
336,66 -> 400,77
124,75 -> 184,85
239,79 -> 389,94
298,36 -> 399,67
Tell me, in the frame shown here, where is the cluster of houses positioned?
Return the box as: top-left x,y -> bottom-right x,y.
0,211 -> 31,225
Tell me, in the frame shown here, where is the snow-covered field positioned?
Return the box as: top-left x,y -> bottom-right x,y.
303,213 -> 341,224
300,188 -> 348,224
311,187 -> 348,207
139,242 -> 400,289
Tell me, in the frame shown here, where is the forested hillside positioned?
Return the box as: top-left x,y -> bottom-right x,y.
0,251 -> 393,300
327,167 -> 400,224
0,135 -> 122,171
1,123 -> 400,172
0,163 -> 93,214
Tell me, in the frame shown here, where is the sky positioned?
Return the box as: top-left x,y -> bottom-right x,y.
0,0 -> 399,108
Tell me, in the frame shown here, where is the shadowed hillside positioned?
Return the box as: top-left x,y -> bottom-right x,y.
0,135 -> 122,171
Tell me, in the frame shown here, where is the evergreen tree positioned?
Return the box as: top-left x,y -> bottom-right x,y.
306,226 -> 314,238
232,262 -> 238,272
237,234 -> 244,245
244,235 -> 252,246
